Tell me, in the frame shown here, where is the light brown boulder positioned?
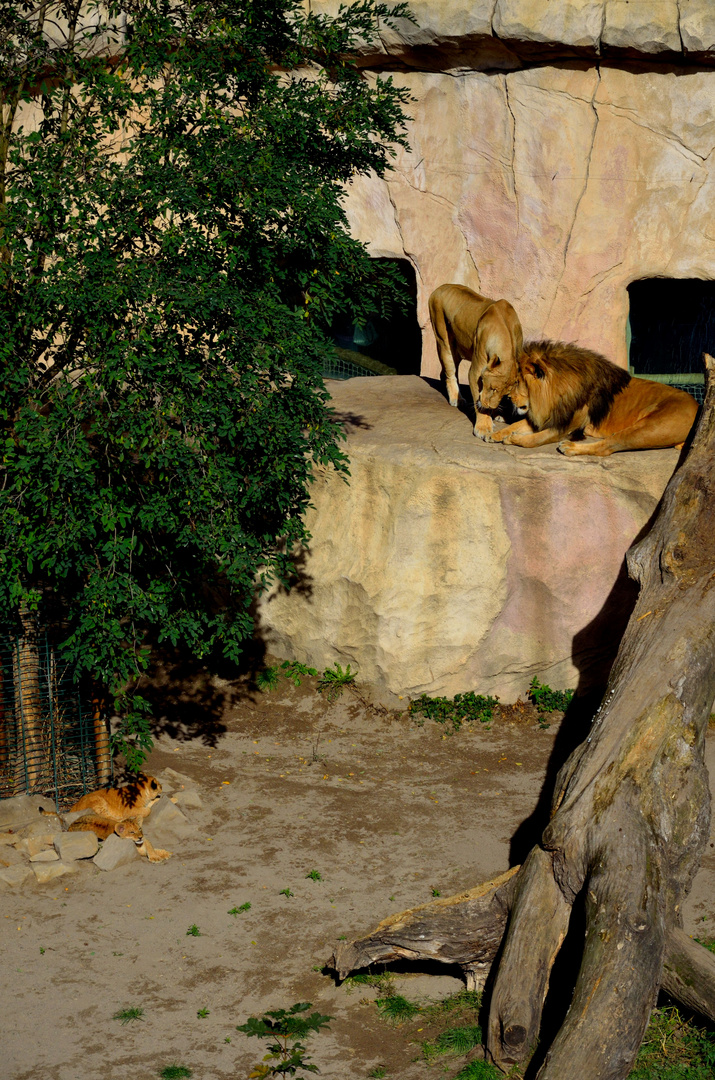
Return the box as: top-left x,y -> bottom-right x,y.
54,831 -> 99,862
29,849 -> 60,863
257,377 -> 680,701
93,834 -> 140,872
32,861 -> 77,885
0,864 -> 34,888
143,796 -> 194,848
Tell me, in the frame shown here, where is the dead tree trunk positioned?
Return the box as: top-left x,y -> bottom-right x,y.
333,356 -> 715,1080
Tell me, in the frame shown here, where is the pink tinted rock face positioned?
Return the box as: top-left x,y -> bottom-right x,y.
343,63 -> 715,377
257,378 -> 679,702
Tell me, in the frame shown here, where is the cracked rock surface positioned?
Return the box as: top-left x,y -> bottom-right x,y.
344,61 -> 715,376
257,376 -> 680,701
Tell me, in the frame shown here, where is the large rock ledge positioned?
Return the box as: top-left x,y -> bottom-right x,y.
257,376 -> 681,702
309,0 -> 715,69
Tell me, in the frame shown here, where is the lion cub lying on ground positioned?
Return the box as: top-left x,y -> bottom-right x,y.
39,774 -> 171,862
488,339 -> 699,456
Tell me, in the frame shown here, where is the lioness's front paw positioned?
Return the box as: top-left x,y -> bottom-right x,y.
557,439 -> 578,456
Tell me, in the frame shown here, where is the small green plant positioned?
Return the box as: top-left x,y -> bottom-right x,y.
186,924 -> 202,937
228,903 -> 252,916
39,947 -> 45,955
197,1008 -> 210,1018
431,887 -> 441,897
694,936 -> 715,954
224,1036 -> 232,1044
306,870 -> 322,882
409,691 -> 499,733
113,1006 -> 145,1025
159,1067 -> 193,1080
237,1001 -> 333,1079
257,660 -> 319,692
317,662 -> 357,701
368,1069 -> 387,1079
374,993 -> 420,1025
257,665 -> 281,692
281,660 -> 319,686
529,677 -> 574,714
279,887 -> 294,898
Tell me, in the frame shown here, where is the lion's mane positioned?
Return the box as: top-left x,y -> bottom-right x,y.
521,340 -> 631,433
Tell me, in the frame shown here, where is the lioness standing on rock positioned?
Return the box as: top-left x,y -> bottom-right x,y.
488,339 -> 700,456
428,283 -> 523,438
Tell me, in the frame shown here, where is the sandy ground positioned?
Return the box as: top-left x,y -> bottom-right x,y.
3,668 -> 715,1080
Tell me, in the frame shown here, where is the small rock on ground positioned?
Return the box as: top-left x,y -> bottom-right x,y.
143,795 -> 195,847
30,850 -> 60,863
55,832 -> 99,861
93,834 -> 140,872
32,861 -> 77,884
0,864 -> 34,887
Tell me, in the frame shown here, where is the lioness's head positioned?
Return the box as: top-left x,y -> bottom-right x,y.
479,351 -> 518,410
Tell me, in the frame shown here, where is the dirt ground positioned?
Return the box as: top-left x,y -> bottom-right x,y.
4,665 -> 715,1080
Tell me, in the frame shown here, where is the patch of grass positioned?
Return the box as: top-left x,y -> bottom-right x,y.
422,1024 -> 482,1060
694,936 -> 715,954
228,902 -> 251,915
375,993 -> 420,1025
452,1062 -> 502,1080
113,1006 -> 145,1024
628,1005 -> 715,1079
159,1067 -> 193,1080
186,924 -> 201,937
344,971 -> 395,995
317,662 -> 357,701
39,947 -> 45,954
279,887 -> 294,898
256,660 -> 319,692
306,869 -> 322,881
368,1068 -> 387,1078
409,691 -> 499,733
197,1007 -> 210,1018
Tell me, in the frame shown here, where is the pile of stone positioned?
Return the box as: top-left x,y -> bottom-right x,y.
0,767 -> 200,888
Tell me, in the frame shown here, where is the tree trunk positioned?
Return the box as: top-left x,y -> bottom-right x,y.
332,356 -> 715,1080
13,606 -> 49,791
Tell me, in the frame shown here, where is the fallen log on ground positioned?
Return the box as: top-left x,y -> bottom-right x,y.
331,355 -> 715,1079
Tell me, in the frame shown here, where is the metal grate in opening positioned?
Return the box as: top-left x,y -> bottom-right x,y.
0,634 -> 111,806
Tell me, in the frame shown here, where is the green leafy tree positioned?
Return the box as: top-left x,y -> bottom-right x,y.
0,0 -> 411,766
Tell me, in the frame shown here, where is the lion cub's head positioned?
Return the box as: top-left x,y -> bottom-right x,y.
114,818 -> 144,845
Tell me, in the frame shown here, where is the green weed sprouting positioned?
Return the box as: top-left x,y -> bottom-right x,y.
112,1006 -> 145,1024
228,902 -> 252,916
528,677 -> 574,714
306,870 -> 322,881
159,1067 -> 193,1080
409,691 -> 499,733
237,1001 -> 332,1079
257,660 -> 320,692
317,662 -> 358,701
186,924 -> 201,937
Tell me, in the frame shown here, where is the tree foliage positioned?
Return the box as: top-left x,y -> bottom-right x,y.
0,0 -> 411,765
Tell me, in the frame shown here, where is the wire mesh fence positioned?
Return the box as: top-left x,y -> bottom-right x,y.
0,633 -> 111,806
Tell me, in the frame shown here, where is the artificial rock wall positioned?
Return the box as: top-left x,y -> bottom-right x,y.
314,0 -> 715,375
257,378 -> 678,702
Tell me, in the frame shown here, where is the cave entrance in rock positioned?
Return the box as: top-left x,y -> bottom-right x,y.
325,258 -> 422,380
627,278 -> 715,403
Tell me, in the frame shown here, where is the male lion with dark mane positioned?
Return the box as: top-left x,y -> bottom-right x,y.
428,283 -> 523,438
487,339 -> 700,456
